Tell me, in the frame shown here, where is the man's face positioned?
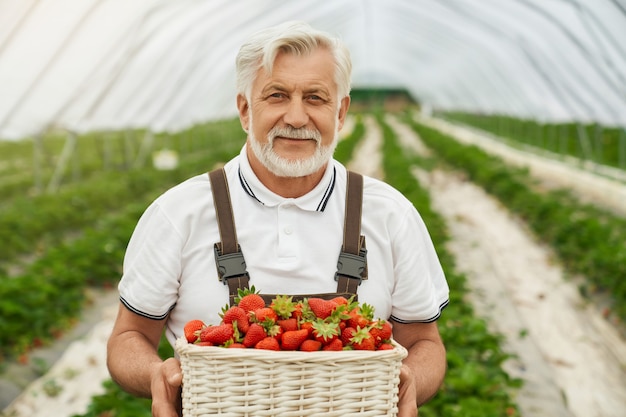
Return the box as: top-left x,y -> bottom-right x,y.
238,48 -> 350,177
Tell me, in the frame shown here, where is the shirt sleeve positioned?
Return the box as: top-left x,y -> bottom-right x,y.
118,202 -> 183,319
390,204 -> 449,323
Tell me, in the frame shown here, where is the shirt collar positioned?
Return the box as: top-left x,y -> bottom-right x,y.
237,144 -> 336,212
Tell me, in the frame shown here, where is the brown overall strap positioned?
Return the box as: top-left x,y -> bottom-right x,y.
209,168 -> 367,305
335,171 -> 368,297
209,168 -> 250,305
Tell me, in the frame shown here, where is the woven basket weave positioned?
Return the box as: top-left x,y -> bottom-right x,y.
175,336 -> 408,416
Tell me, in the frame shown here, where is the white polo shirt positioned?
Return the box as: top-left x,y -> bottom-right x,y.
119,145 -> 449,347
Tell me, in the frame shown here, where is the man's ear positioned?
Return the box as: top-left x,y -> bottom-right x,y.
237,94 -> 250,132
336,96 -> 351,131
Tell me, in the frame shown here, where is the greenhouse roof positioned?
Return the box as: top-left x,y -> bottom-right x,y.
0,0 -> 625,140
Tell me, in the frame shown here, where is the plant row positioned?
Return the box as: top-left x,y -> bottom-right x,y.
404,113 -> 626,322
442,111 -> 626,170
0,121 -> 246,361
0,124 -> 227,200
376,113 -> 521,416
0,120 -> 244,267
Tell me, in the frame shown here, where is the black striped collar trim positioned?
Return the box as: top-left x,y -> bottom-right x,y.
238,166 -> 336,213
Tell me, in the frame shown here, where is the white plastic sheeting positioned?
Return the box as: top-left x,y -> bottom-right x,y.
0,0 -> 624,140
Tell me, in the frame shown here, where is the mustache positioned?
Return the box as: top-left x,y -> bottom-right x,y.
268,126 -> 322,142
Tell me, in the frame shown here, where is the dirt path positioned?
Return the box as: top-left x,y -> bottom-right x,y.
417,115 -> 626,217
1,290 -> 118,417
384,114 -> 626,417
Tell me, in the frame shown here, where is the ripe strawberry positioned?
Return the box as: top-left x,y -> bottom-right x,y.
347,304 -> 374,329
341,326 -> 357,346
322,338 -> 344,351
300,339 -> 323,351
221,305 -> 250,333
351,326 -> 376,351
281,329 -> 310,350
307,298 -> 337,319
243,323 -> 267,348
311,319 -> 340,344
300,320 -> 314,336
369,319 -> 392,344
199,323 -> 235,345
291,302 -> 304,320
277,317 -> 298,332
255,336 -> 280,350
271,295 -> 296,319
196,341 -> 213,346
251,307 -> 278,324
331,296 -> 350,306
227,342 -> 247,349
235,286 -> 266,313
377,343 -> 395,350
267,323 -> 283,342
184,319 -> 205,343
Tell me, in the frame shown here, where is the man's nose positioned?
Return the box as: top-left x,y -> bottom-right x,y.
283,98 -> 309,128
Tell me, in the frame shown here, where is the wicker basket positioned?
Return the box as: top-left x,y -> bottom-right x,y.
175,336 -> 408,416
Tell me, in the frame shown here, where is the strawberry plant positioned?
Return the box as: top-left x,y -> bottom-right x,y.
404,114 -> 626,322
376,112 -> 522,416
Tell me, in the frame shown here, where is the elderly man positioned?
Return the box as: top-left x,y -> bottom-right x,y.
107,21 -> 449,417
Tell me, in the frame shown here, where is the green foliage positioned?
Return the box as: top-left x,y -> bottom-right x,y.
0,119 -> 245,361
405,115 -> 626,321
334,113 -> 365,162
71,335 -> 174,417
375,113 -> 521,416
71,379 -> 153,417
443,112 -> 626,170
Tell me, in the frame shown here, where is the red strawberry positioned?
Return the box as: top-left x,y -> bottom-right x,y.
300,320 -> 314,335
322,338 -> 344,351
196,341 -> 213,346
348,304 -> 373,329
291,302 -> 304,320
351,326 -> 376,351
221,306 -> 250,333
184,319 -> 205,343
227,342 -> 247,349
281,329 -> 310,350
341,326 -> 357,346
199,323 -> 234,345
270,295 -> 296,319
251,307 -> 278,324
235,286 -> 266,313
370,320 -> 393,344
377,343 -> 395,350
278,317 -> 298,332
307,298 -> 337,319
311,320 -> 340,344
242,323 -> 267,348
331,296 -> 350,306
255,336 -> 280,350
300,339 -> 323,351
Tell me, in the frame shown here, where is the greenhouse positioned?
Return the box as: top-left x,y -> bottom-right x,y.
1,1 -> 625,416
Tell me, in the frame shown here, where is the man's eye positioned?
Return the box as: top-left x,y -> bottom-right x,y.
308,95 -> 324,102
269,92 -> 284,99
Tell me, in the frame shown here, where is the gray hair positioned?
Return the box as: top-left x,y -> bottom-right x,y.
236,21 -> 352,101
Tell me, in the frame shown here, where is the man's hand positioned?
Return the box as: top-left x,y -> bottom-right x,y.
150,357 -> 183,417
398,363 -> 419,417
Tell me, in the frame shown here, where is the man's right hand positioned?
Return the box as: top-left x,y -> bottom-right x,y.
150,357 -> 183,417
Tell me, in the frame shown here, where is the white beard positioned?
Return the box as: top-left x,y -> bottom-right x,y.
248,119 -> 338,178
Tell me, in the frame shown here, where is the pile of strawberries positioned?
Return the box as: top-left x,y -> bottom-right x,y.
183,287 -> 394,351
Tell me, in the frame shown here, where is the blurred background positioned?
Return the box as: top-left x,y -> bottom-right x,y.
0,1 -> 625,416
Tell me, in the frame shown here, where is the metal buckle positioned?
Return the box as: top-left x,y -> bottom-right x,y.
334,248 -> 367,283
214,243 -> 248,283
